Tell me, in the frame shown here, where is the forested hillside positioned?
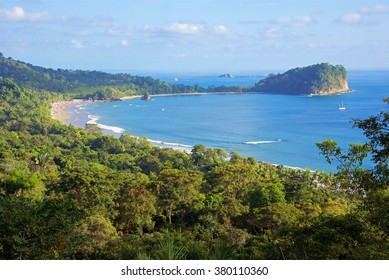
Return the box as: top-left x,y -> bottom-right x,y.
0,53 -> 245,100
253,63 -> 349,95
0,56 -> 388,260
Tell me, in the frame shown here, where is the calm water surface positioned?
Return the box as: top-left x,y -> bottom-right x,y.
68,70 -> 389,171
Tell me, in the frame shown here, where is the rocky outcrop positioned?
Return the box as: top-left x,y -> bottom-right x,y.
253,63 -> 350,95
219,73 -> 234,78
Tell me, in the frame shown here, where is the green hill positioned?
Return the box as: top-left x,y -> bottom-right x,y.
0,52 -> 180,98
0,53 -> 245,99
0,53 -> 387,260
253,63 -> 349,95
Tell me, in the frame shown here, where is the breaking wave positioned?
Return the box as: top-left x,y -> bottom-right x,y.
87,114 -> 125,134
244,139 -> 283,145
148,139 -> 193,151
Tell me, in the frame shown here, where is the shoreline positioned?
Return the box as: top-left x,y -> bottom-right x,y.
119,95 -> 142,100
53,88 -> 348,123
50,99 -> 87,124
148,91 -> 245,97
49,93 -> 324,172
50,92 -> 245,124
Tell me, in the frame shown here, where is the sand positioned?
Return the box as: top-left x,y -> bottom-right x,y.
50,92 -> 243,124
50,96 -> 142,124
50,99 -> 87,124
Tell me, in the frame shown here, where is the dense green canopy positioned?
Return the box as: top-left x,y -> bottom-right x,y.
253,63 -> 349,95
0,55 -> 388,260
0,54 -> 245,100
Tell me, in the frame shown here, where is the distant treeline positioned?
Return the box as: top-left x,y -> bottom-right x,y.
0,54 -> 388,260
1,53 -> 350,98
0,53 -> 246,100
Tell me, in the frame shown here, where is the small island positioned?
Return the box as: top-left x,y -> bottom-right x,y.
219,73 -> 234,78
253,63 -> 350,95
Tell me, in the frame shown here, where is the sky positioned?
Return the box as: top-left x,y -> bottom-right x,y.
0,0 -> 389,73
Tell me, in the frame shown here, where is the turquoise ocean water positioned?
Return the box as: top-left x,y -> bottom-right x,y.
67,70 -> 389,172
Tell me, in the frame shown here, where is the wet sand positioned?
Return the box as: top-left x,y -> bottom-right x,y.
50,99 -> 86,123
50,96 -> 142,124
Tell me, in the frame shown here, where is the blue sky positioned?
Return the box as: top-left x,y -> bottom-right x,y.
1,0 -> 388,72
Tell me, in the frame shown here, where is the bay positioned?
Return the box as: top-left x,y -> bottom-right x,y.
67,70 -> 389,172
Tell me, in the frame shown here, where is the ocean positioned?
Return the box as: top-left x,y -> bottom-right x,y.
66,70 -> 389,172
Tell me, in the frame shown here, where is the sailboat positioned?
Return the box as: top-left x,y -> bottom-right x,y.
338,101 -> 346,110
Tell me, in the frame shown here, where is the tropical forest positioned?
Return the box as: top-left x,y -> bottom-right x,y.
0,53 -> 388,260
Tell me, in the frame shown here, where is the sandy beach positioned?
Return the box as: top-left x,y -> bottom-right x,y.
50,99 -> 88,124
50,93 -> 244,125
50,95 -> 144,124
120,95 -> 142,100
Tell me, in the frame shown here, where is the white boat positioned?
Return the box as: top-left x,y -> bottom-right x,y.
338,101 -> 346,110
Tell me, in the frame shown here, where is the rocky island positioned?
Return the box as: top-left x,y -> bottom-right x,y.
253,63 -> 350,95
219,73 -> 234,78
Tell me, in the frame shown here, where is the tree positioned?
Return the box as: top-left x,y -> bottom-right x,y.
317,103 -> 389,236
69,214 -> 119,259
0,195 -> 78,259
91,135 -> 124,154
288,214 -> 388,259
253,202 -> 303,233
153,169 -> 204,224
205,162 -> 259,223
191,144 -> 207,167
316,140 -> 372,190
57,161 -> 120,219
317,103 -> 388,188
191,144 -> 228,170
246,181 -> 285,209
0,163 -> 45,199
353,111 -> 389,184
116,185 -> 157,234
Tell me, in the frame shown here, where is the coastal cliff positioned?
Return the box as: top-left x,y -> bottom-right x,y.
253,63 -> 350,95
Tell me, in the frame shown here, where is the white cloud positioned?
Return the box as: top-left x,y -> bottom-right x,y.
70,39 -> 85,49
106,25 -> 134,37
274,16 -> 313,27
144,22 -> 232,38
339,13 -> 363,24
121,39 -> 128,46
359,4 -> 389,14
0,6 -> 51,22
337,5 -> 389,25
163,23 -> 204,35
213,25 -> 230,34
264,28 -> 285,39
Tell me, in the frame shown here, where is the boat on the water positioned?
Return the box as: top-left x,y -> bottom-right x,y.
338,101 -> 346,110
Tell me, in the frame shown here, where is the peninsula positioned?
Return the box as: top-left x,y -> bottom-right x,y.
0,55 -> 349,98
253,63 -> 350,95
0,51 -> 387,261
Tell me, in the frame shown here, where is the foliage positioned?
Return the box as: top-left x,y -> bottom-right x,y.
0,55 -> 388,260
315,102 -> 389,257
353,111 -> 389,184
253,63 -> 348,95
0,55 -> 245,99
